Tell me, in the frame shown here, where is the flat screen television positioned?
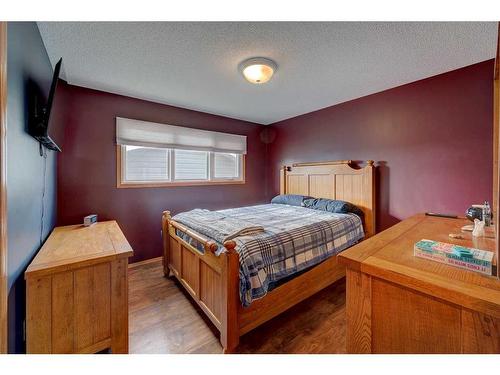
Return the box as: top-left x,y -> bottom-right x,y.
28,57 -> 64,152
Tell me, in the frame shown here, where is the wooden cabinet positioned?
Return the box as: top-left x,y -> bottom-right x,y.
25,221 -> 133,354
339,214 -> 500,354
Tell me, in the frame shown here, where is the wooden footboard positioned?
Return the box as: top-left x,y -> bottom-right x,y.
162,211 -> 240,352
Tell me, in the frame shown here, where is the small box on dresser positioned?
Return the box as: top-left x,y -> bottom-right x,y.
25,221 -> 133,354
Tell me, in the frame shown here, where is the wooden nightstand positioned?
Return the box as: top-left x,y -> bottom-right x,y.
25,221 -> 133,354
339,214 -> 500,354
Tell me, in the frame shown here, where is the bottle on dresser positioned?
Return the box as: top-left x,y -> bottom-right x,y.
482,201 -> 491,227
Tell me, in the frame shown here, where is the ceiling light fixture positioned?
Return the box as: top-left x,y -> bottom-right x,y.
239,57 -> 277,84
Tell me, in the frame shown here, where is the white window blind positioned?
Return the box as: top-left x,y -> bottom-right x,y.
116,117 -> 247,154
174,150 -> 208,180
124,145 -> 169,181
214,152 -> 239,179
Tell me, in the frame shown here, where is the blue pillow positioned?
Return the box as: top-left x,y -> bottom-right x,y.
302,197 -> 364,218
271,194 -> 312,207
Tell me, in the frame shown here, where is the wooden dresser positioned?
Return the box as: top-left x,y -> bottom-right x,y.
339,214 -> 500,354
25,221 -> 133,354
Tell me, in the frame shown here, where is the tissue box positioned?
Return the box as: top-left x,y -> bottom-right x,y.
414,239 -> 493,276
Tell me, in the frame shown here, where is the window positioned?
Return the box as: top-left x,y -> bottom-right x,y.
174,150 -> 208,180
124,146 -> 169,181
119,146 -> 243,186
213,152 -> 240,179
116,118 -> 246,187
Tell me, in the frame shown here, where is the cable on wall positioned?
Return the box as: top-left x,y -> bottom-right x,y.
39,142 -> 47,247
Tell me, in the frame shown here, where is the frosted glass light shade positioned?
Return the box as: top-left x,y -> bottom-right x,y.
239,57 -> 277,84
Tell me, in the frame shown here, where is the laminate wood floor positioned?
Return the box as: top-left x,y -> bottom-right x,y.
129,259 -> 347,354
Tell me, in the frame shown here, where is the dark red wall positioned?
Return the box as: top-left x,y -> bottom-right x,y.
268,60 -> 494,232
58,85 -> 268,262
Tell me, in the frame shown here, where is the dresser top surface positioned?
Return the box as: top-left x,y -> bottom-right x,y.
26,220 -> 133,278
339,214 -> 500,296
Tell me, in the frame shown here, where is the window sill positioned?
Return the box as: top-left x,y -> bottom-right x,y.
116,179 -> 246,189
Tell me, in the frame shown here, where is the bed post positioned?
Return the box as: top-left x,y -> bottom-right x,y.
280,165 -> 287,194
220,240 -> 240,353
363,160 -> 376,238
162,210 -> 172,277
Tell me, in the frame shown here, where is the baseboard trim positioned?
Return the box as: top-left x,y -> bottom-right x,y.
128,256 -> 162,269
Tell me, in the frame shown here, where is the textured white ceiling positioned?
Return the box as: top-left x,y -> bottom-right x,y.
37,22 -> 497,125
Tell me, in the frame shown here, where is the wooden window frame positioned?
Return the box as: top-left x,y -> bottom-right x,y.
116,145 -> 246,188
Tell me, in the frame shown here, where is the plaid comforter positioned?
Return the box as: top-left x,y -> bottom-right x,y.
173,203 -> 364,306
172,208 -> 264,243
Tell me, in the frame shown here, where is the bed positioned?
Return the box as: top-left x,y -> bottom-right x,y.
161,160 -> 375,353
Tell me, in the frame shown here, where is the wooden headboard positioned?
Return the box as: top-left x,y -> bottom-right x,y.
280,160 -> 376,238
